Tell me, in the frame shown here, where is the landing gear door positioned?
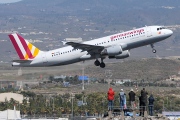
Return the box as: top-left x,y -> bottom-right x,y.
42,53 -> 47,64
146,27 -> 152,37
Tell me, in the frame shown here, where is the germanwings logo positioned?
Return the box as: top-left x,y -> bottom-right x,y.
9,33 -> 40,60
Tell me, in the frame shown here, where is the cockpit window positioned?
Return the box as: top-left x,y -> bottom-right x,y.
157,27 -> 166,31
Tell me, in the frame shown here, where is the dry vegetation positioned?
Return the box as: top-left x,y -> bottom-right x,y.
0,58 -> 180,80
0,58 -> 180,111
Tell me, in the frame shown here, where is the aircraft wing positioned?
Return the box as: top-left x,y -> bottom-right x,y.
65,42 -> 104,54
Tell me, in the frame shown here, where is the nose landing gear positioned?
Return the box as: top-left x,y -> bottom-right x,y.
151,44 -> 156,53
152,49 -> 156,53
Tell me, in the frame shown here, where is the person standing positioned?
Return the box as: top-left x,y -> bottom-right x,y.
119,89 -> 126,110
129,88 -> 136,109
140,88 -> 148,116
107,87 -> 115,111
139,95 -> 143,116
148,94 -> 155,116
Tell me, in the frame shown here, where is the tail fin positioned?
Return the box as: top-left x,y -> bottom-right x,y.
8,33 -> 41,60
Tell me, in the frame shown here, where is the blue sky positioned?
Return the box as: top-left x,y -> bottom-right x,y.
0,0 -> 22,4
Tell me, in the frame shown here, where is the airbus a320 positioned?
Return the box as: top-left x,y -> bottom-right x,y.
8,26 -> 173,68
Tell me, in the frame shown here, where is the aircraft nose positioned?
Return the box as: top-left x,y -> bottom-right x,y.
168,29 -> 173,36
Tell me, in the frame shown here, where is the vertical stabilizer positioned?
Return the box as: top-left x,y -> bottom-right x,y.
8,33 -> 41,60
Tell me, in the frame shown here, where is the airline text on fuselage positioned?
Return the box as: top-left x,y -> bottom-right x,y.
110,29 -> 145,40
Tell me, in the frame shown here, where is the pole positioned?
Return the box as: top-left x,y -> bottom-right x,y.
105,70 -> 112,90
163,100 -> 164,111
108,79 -> 110,89
71,93 -> 74,120
170,100 -> 171,110
167,97 -> 168,108
52,97 -> 55,120
53,97 -> 54,112
82,61 -> 84,91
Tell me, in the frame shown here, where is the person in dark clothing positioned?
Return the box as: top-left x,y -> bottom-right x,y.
140,88 -> 148,116
141,88 -> 148,103
129,88 -> 136,109
148,94 -> 155,116
107,87 -> 115,111
139,95 -> 143,116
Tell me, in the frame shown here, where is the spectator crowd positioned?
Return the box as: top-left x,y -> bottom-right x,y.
107,87 -> 155,116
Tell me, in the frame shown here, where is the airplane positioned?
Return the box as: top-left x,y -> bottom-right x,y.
8,25 -> 173,68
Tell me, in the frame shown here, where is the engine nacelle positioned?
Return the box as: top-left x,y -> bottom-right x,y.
109,50 -> 130,59
102,45 -> 122,56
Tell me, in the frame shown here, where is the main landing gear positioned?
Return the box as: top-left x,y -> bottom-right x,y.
150,44 -> 156,53
94,59 -> 105,68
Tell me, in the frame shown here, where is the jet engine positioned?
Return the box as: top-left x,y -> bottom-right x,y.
108,50 -> 130,59
101,45 -> 122,56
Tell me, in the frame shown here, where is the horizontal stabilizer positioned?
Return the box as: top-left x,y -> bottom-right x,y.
12,59 -> 32,63
62,41 -> 67,45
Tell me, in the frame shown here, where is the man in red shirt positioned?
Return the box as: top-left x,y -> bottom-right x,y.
107,87 -> 115,111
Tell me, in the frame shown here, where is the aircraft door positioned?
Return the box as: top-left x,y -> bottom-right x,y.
42,53 -> 48,64
146,27 -> 152,37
